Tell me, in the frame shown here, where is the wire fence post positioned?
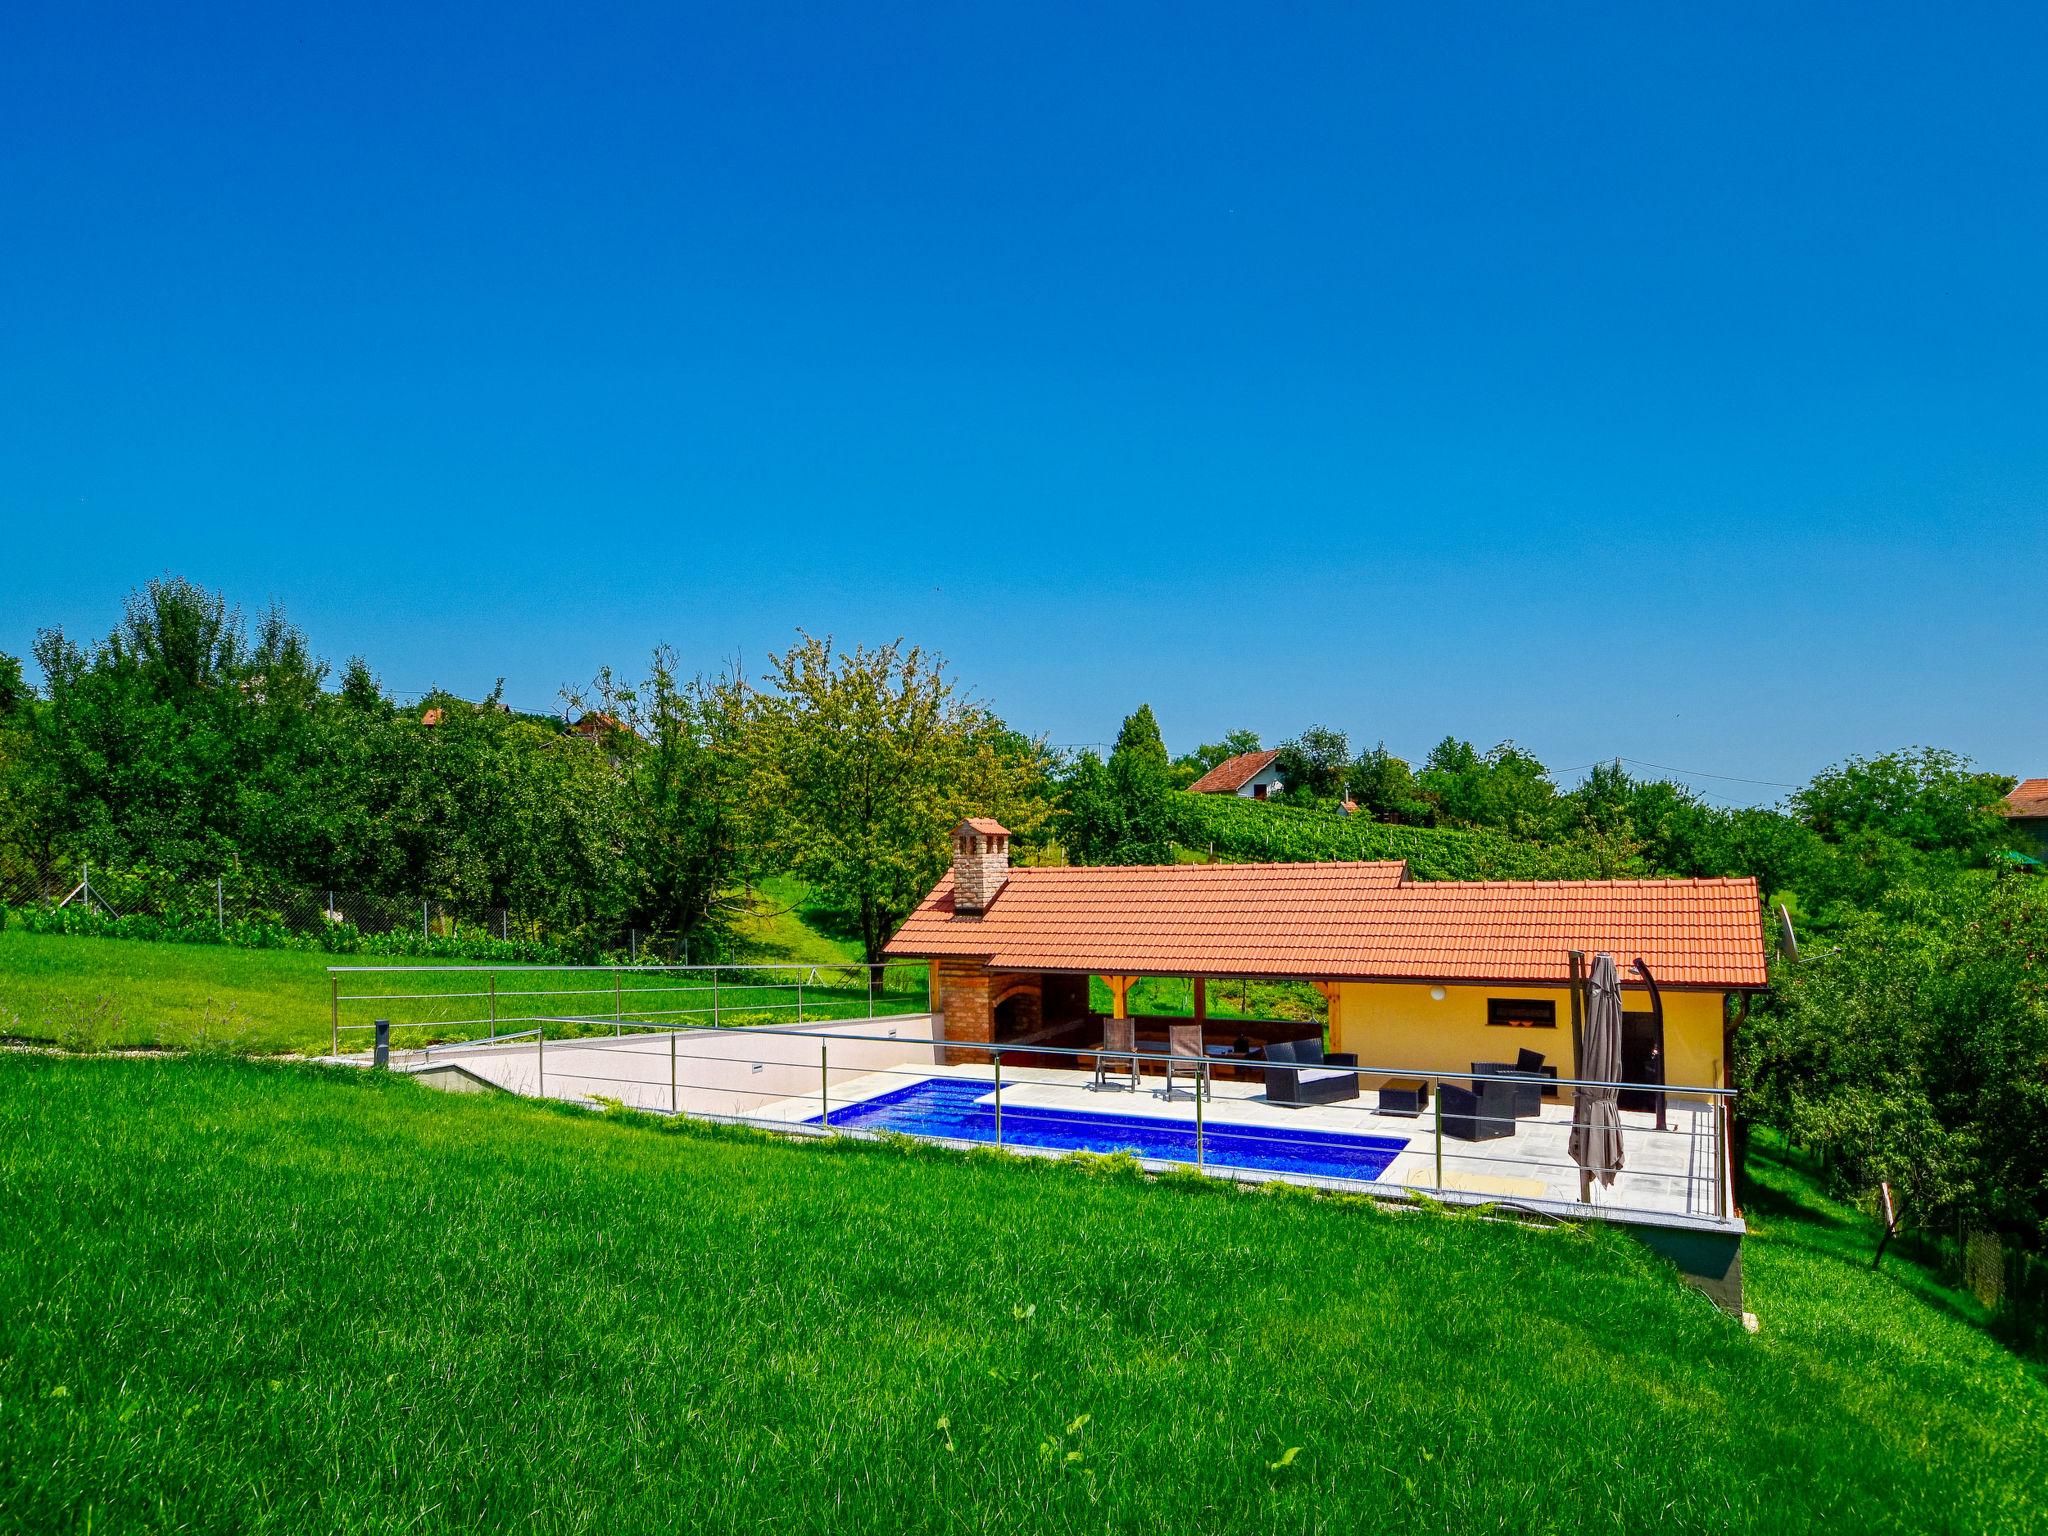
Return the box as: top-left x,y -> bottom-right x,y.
820,1040 -> 829,1128
216,876 -> 223,929
993,1046 -> 1003,1148
422,900 -> 428,939
489,972 -> 498,1040
1433,1074 -> 1444,1191
329,973 -> 340,1057
670,1030 -> 678,1115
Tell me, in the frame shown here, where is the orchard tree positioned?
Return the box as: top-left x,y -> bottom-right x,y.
745,633 -> 1053,969
572,646 -> 756,956
1742,872 -> 2048,1265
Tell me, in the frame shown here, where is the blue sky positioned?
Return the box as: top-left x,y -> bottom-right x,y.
4,3 -> 2044,805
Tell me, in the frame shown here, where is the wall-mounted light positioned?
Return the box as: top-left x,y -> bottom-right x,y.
1430,986 -> 1446,1002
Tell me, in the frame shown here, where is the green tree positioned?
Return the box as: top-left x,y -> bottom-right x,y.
576,648 -> 756,957
1793,748 -> 2015,861
1742,873 -> 2048,1264
1347,743 -> 1432,824
1112,704 -> 1170,773
745,633 -> 1052,968
1274,725 -> 1351,802
1418,738 -> 1559,839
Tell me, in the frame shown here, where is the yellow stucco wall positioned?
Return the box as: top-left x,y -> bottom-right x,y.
1331,981 -> 1729,1092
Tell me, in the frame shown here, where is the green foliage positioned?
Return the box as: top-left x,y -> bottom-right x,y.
3,900 -> 575,964
1110,702 -> 1169,773
2,1056 -> 2043,1532
1164,790 -> 1616,879
571,647 -> 756,956
744,633 -> 1054,963
1792,747 -> 2017,860
1418,737 -> 1560,840
1743,873 -> 2048,1253
1272,724 -> 1350,801
1347,743 -> 1431,824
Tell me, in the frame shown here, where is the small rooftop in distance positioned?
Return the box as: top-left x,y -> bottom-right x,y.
2002,778 -> 2048,818
1186,749 -> 1281,795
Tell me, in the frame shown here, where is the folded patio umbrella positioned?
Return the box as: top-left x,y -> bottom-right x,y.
1569,951 -> 1626,1194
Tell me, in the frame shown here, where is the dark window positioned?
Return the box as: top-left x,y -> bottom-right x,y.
1487,997 -> 1557,1029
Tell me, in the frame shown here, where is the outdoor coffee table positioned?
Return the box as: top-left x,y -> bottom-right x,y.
1375,1077 -> 1430,1116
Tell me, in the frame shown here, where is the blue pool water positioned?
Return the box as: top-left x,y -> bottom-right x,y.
807,1077 -> 1408,1184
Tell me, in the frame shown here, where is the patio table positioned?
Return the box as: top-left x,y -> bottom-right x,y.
1374,1077 -> 1430,1117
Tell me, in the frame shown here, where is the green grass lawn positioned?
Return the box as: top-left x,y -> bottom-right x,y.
0,893 -> 925,1056
1,1056 -> 2041,1534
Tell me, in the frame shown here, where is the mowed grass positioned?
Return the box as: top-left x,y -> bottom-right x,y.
1,1057 -> 2042,1534
0,920 -> 928,1057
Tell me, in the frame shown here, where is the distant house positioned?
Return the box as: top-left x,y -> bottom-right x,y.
2003,779 -> 2048,858
1186,748 -> 1284,800
568,711 -> 628,740
419,706 -> 445,727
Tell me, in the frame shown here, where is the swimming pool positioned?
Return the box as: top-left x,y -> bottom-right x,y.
807,1077 -> 1409,1184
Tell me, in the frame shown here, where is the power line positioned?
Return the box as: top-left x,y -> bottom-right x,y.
1612,757 -> 1798,790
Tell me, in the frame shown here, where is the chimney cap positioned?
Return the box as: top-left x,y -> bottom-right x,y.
954,817 -> 1010,837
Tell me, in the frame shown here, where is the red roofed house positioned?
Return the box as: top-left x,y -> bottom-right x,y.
1185,748 -> 1285,799
887,818 -> 1768,1105
2003,778 -> 2048,858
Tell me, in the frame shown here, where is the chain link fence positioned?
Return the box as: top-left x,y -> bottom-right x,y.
0,855 -> 710,961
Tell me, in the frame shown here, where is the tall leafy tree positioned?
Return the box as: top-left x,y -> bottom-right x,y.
1347,743 -> 1432,824
1793,748 -> 2015,860
745,633 -> 1052,968
1743,873 -> 2048,1263
1274,725 -> 1351,801
1418,738 -> 1559,840
576,648 -> 756,956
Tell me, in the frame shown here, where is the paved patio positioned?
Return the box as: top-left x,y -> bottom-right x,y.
391,1026 -> 1731,1227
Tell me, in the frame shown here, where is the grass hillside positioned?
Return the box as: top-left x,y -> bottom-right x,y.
1,1055 -> 2040,1534
0,885 -> 892,1056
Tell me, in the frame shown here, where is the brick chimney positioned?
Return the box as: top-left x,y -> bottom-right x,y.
950,818 -> 1010,915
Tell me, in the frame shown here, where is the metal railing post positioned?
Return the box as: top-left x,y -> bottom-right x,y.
330,974 -> 340,1057
537,1024 -> 545,1099
1196,1060 -> 1207,1170
614,969 -> 623,1035
993,1047 -> 1003,1147
1433,1074 -> 1444,1191
1718,1098 -> 1732,1220
713,966 -> 721,1027
489,972 -> 498,1040
868,965 -> 875,1019
670,1030 -> 678,1115
797,978 -> 805,1025
820,1040 -> 830,1128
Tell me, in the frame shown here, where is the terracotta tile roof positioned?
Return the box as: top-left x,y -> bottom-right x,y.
1185,749 -> 1281,794
886,861 -> 1767,989
2003,779 -> 2048,818
958,817 -> 1010,835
